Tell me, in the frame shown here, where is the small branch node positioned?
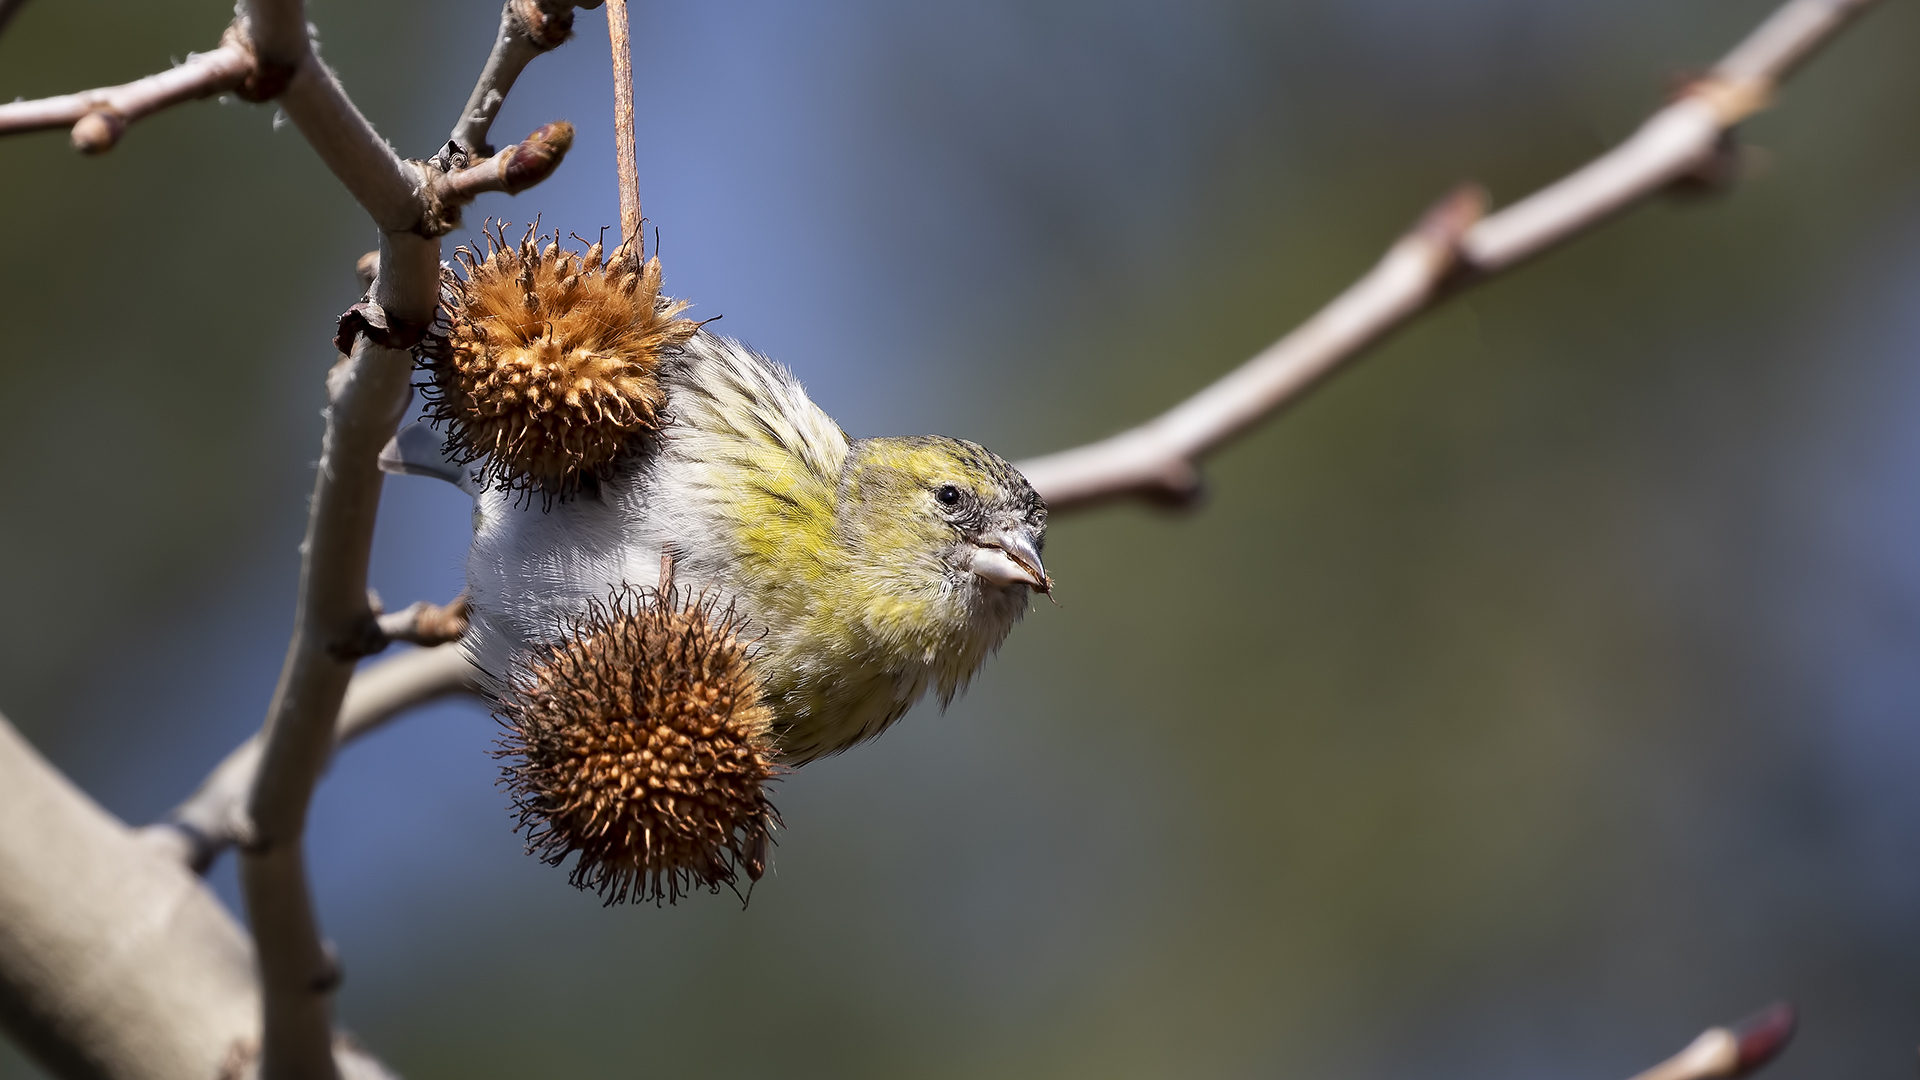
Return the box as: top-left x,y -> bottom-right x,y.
1727,1003 -> 1797,1077
1686,72 -> 1776,127
223,19 -> 294,102
511,0 -> 577,49
327,612 -> 389,662
334,300 -> 433,355
426,121 -> 576,234
69,109 -> 125,154
375,595 -> 471,647
310,942 -> 343,995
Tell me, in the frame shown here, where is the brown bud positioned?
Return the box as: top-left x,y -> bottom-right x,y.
497,121 -> 574,194
70,111 -> 126,155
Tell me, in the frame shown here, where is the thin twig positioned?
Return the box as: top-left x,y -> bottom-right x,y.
604,0 -> 642,258
451,0 -> 591,155
1017,0 -> 1881,513
435,121 -> 576,206
375,596 -> 471,647
1629,1004 -> 1797,1080
145,645 -> 481,876
0,42 -> 252,153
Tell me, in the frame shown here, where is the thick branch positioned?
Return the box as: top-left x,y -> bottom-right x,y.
0,712 -> 258,1080
0,2 -> 570,1077
0,43 -> 251,154
0,716 -> 399,1080
1018,0 -> 1881,512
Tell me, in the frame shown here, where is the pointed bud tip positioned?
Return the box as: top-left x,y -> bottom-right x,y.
1727,1003 -> 1794,1077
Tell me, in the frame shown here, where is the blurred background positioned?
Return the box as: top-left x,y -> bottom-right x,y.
4,0 -> 1920,1076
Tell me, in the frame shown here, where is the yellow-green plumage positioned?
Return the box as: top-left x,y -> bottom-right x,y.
466,331 -> 1048,764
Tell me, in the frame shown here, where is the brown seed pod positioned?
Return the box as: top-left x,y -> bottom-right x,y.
496,583 -> 780,905
426,222 -> 700,497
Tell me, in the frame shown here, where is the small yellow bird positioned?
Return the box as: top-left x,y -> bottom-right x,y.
447,330 -> 1050,764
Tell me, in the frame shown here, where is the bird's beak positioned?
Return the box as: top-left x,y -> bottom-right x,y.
970,528 -> 1050,593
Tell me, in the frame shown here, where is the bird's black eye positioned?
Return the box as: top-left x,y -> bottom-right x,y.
936,484 -> 962,506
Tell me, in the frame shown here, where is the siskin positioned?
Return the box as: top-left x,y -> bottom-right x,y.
392,239 -> 1050,766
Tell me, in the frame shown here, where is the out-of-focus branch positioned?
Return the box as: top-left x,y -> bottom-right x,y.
1628,1004 -> 1797,1080
144,644 -> 481,877
451,0 -> 597,155
0,42 -> 252,154
0,714 -> 400,1080
0,712 -> 259,1080
1018,0 -> 1880,513
0,0 -> 31,38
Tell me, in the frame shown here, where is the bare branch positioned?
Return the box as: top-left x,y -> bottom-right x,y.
146,645 -> 480,876
0,713 -> 410,1080
0,712 -> 259,1080
1629,1004 -> 1796,1080
219,1 -> 581,1070
375,596 -> 471,648
233,8 -> 424,237
0,43 -> 251,154
451,0 -> 595,155
1017,0 -> 1882,513
434,120 -> 575,207
240,332 -> 416,1080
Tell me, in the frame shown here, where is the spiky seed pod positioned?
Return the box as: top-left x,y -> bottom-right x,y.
426,222 -> 700,497
497,586 -> 780,905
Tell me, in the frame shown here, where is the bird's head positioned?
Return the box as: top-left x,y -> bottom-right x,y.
838,436 -> 1050,605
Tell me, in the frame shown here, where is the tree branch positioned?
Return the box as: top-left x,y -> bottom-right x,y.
143,644 -> 480,877
1630,1004 -> 1796,1080
451,0 -> 596,156
435,121 -> 576,208
1017,0 -> 1881,513
0,42 -> 252,154
213,0 -> 576,1073
236,4 -> 425,237
0,714 -> 402,1080
0,712 -> 259,1080
374,596 -> 471,648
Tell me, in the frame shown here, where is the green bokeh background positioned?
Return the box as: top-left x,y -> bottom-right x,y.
5,1 -> 1920,1077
